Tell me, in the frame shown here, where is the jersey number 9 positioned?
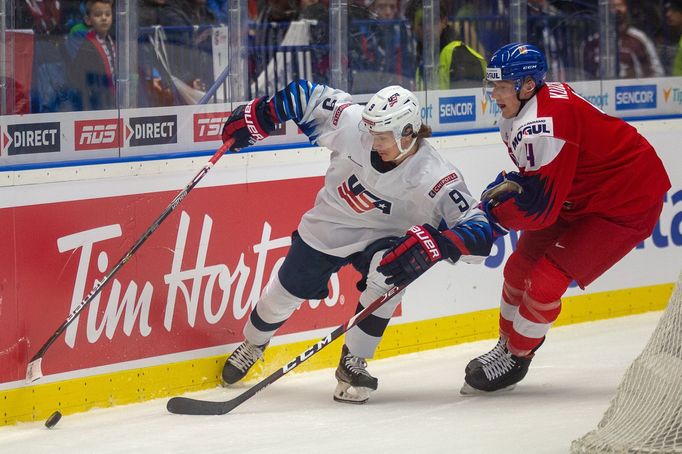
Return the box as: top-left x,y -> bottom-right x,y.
449,189 -> 470,212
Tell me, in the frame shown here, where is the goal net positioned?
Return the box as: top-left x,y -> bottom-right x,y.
571,270 -> 682,453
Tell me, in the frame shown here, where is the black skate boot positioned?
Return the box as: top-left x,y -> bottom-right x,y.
221,340 -> 267,386
465,338 -> 507,375
460,347 -> 533,394
333,345 -> 378,404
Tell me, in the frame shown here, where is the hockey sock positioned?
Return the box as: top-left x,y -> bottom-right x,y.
508,257 -> 571,357
499,281 -> 523,339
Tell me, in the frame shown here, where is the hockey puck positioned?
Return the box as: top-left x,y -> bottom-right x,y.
44,410 -> 62,428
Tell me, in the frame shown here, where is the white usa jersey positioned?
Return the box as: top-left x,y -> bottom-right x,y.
268,81 -> 486,258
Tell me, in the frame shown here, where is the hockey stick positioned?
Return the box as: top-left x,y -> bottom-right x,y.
166,283 -> 406,415
26,139 -> 235,383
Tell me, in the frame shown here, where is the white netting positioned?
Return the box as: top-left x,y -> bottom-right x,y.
571,270 -> 682,454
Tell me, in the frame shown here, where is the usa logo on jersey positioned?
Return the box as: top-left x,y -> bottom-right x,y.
337,175 -> 392,214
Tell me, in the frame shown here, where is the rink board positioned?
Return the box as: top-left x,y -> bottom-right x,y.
0,121 -> 680,425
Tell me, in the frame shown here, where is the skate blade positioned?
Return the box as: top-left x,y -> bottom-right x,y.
333,381 -> 372,404
459,382 -> 516,396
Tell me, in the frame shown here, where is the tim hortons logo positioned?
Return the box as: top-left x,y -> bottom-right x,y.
75,119 -> 123,150
56,212 -> 342,348
193,112 -> 229,142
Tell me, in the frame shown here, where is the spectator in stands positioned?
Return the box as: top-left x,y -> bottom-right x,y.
184,0 -> 217,25
207,0 -> 228,24
185,0 -> 218,92
0,76 -> 31,115
254,0 -> 297,22
369,0 -> 399,20
350,0 -> 416,93
68,0 -> 117,110
627,0 -> 663,39
138,0 -> 209,105
347,1 -> 381,93
15,0 -> 63,34
15,0 -> 76,112
407,0 -> 486,90
63,2 -> 89,35
249,0 -> 298,96
453,0 -> 508,58
662,0 -> 682,75
583,0 -> 664,79
528,0 -> 566,81
297,0 -> 331,84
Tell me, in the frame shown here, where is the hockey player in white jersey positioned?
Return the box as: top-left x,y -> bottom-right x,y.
220,80 -> 494,403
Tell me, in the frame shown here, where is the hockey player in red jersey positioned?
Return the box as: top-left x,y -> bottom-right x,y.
461,42 -> 671,394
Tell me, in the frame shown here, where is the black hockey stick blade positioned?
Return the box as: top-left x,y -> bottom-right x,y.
25,139 -> 233,383
166,284 -> 406,415
167,396 -> 235,416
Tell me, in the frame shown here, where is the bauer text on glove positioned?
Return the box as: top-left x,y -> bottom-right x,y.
376,224 -> 461,287
221,96 -> 277,151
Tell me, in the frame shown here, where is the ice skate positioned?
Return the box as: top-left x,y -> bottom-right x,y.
460,347 -> 533,395
333,345 -> 378,404
465,338 -> 507,375
222,340 -> 267,386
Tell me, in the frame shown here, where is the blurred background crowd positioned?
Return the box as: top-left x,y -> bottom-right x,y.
2,0 -> 681,114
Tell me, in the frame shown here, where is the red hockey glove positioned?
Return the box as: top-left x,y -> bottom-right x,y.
221,96 -> 277,151
377,224 -> 461,287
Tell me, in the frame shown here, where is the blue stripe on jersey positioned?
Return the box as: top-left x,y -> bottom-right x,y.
270,79 -> 322,144
439,217 -> 493,258
283,88 -> 294,119
449,219 -> 494,257
272,79 -> 318,123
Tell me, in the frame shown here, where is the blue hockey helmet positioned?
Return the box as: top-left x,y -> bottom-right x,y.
486,43 -> 547,92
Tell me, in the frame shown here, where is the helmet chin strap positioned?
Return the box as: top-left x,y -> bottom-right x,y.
391,134 -> 418,162
515,93 -> 528,117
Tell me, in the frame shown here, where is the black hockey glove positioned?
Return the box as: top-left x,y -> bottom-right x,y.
221,96 -> 277,151
377,224 -> 461,287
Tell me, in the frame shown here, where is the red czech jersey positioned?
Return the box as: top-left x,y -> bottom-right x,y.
496,82 -> 671,230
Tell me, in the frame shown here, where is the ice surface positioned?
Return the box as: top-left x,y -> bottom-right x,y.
0,312 -> 660,454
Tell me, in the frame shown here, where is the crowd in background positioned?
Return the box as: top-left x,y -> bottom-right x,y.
3,0 -> 682,114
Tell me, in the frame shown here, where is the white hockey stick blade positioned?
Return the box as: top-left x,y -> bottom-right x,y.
26,358 -> 43,383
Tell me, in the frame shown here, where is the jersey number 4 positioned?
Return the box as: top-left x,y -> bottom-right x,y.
525,143 -> 536,168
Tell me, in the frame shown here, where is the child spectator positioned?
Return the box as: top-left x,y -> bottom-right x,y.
68,0 -> 117,110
